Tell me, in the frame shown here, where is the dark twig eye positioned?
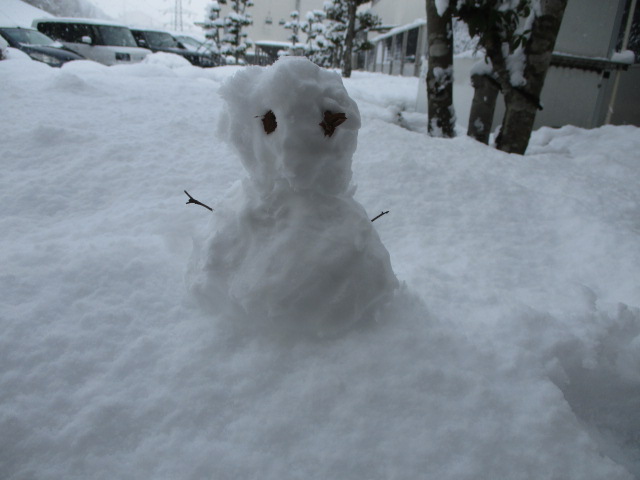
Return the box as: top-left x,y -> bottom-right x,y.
261,110 -> 277,134
320,111 -> 347,137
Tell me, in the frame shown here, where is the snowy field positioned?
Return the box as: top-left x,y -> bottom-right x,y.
1,50 -> 640,480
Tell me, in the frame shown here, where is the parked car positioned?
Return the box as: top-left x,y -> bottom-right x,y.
32,18 -> 148,66
172,33 -> 225,65
171,33 -> 205,52
130,28 -> 220,67
0,26 -> 84,67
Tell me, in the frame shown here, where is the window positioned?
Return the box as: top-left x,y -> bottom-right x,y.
144,31 -> 180,49
393,34 -> 402,60
96,26 -> 138,47
405,28 -> 419,63
65,24 -> 94,43
2,28 -> 54,46
37,23 -> 94,43
35,22 -> 57,38
132,30 -> 145,43
384,36 -> 393,59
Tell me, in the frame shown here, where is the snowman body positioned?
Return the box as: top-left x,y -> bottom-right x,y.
191,57 -> 398,335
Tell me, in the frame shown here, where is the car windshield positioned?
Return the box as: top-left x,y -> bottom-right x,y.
97,26 -> 137,47
145,31 -> 180,49
3,28 -> 55,46
176,36 -> 202,51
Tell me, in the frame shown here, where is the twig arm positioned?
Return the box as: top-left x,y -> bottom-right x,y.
371,211 -> 389,222
184,190 -> 214,212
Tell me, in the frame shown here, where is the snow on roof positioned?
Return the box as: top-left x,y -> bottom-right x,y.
0,0 -> 51,28
254,40 -> 293,48
128,26 -> 174,34
32,17 -> 130,28
371,18 -> 426,42
171,31 -> 207,42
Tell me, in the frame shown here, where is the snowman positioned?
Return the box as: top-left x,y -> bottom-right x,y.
190,56 -> 398,335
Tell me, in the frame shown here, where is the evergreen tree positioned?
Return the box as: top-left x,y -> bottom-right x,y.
202,1 -> 223,53
284,10 -> 302,48
218,0 -> 254,64
353,11 -> 381,53
342,1 -> 381,77
304,0 -> 380,71
322,0 -> 349,68
301,10 -> 328,64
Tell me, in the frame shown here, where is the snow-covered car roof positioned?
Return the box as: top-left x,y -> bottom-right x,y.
129,27 -> 173,34
32,17 -> 131,28
1,25 -> 41,31
171,32 -> 207,41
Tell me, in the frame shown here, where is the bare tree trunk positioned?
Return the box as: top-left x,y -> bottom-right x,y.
467,72 -> 500,144
496,0 -> 568,154
426,0 -> 455,137
342,0 -> 357,78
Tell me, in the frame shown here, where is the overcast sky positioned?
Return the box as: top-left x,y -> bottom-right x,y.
90,0 -> 212,31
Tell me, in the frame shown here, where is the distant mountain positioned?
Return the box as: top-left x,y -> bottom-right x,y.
1,0 -> 52,27
22,0 -> 111,19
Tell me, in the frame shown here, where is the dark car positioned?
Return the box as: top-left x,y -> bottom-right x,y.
0,26 -> 84,67
130,28 -> 220,67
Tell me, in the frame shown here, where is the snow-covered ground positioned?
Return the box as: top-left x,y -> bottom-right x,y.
1,52 -> 639,480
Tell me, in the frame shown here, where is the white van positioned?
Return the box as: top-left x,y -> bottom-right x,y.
32,18 -> 148,66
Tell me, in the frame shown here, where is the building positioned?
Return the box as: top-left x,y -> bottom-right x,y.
214,0 -> 325,45
364,0 -> 640,128
210,0 -> 325,63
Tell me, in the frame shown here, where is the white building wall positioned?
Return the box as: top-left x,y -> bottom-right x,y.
555,0 -> 622,57
369,0 -> 425,27
219,0 -> 325,44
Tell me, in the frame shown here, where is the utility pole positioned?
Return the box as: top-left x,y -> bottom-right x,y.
173,0 -> 184,31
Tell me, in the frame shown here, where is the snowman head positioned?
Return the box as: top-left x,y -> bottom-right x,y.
219,56 -> 361,196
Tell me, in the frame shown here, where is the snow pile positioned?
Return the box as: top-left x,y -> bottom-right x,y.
142,51 -> 193,69
189,57 -> 398,335
3,46 -> 31,61
612,49 -> 636,64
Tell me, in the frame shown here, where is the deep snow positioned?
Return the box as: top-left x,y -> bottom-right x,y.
1,52 -> 639,480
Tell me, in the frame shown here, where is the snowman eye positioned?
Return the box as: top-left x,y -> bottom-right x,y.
261,110 -> 277,134
320,111 -> 347,137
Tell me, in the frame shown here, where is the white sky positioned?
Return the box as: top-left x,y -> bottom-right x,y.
90,0 -> 212,31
